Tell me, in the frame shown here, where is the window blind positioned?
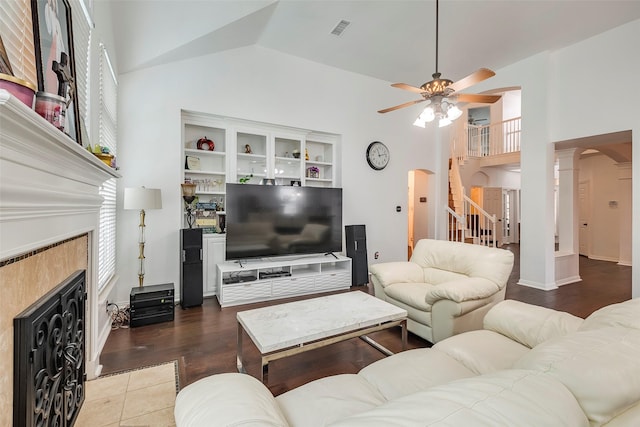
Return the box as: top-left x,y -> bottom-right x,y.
0,0 -> 37,85
97,44 -> 118,291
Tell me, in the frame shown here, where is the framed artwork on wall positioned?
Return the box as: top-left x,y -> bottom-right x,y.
31,0 -> 82,145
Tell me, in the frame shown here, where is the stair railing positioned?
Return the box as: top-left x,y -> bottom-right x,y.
466,117 -> 521,158
445,189 -> 497,247
446,205 -> 466,243
463,192 -> 497,247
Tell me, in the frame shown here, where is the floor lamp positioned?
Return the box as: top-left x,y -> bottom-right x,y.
124,187 -> 162,287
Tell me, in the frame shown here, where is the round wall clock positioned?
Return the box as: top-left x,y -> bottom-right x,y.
366,141 -> 390,170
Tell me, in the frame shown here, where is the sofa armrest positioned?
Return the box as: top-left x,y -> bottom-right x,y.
424,277 -> 501,305
483,299 -> 583,348
174,373 -> 289,427
369,262 -> 423,288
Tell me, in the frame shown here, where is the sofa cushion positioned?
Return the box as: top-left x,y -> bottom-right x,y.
434,329 -> 530,375
602,402 -> 640,427
484,299 -> 583,348
275,374 -> 386,427
384,282 -> 434,311
358,348 -> 475,401
579,298 -> 640,332
515,327 -> 640,426
409,239 -> 514,286
424,277 -> 501,305
422,267 -> 468,285
369,262 -> 423,287
329,370 -> 589,427
174,373 -> 289,427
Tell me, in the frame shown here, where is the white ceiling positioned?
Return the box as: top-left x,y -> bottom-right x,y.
102,0 -> 640,87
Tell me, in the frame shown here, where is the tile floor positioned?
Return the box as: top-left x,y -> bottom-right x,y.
75,362 -> 178,427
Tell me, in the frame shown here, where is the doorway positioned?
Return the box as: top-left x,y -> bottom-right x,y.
578,180 -> 590,256
502,188 -> 520,244
408,170 -> 431,259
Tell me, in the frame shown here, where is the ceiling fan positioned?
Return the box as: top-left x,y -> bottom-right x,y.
378,0 -> 500,124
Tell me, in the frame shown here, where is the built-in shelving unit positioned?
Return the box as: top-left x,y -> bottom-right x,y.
217,255 -> 351,307
180,109 -> 343,302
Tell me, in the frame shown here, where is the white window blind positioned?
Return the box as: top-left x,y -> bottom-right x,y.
0,0 -> 37,86
97,45 -> 117,291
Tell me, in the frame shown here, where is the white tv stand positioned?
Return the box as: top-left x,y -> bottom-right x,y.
216,254 -> 352,307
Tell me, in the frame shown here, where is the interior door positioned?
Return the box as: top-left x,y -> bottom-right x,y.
483,187 -> 503,246
502,189 -> 510,243
579,181 -> 590,256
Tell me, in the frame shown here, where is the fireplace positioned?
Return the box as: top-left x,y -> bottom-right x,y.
14,270 -> 86,427
0,90 -> 119,426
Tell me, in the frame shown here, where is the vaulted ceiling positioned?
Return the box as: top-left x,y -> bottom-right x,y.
101,0 -> 640,87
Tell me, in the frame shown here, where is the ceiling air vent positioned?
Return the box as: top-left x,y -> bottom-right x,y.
331,20 -> 351,36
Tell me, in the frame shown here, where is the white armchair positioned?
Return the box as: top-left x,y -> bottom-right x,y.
369,239 -> 514,343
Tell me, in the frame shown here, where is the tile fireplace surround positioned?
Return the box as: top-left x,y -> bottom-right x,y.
0,90 -> 119,426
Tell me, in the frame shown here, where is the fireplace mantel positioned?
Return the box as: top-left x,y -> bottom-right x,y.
0,89 -> 120,260
1,89 -> 120,401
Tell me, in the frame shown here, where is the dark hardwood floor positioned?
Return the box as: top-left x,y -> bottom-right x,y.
100,244 -> 631,396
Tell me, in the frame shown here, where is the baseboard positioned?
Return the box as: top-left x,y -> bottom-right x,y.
516,279 -> 558,291
555,275 -> 582,287
588,254 -> 619,263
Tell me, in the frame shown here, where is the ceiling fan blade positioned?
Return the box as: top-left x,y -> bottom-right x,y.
391,83 -> 425,94
456,93 -> 501,104
448,68 -> 496,92
378,99 -> 426,114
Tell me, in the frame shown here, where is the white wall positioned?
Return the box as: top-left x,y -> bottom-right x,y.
549,20 -> 639,297
502,91 -> 521,120
475,19 -> 639,294
113,45 -> 441,302
460,163 -> 521,190
113,18 -> 640,301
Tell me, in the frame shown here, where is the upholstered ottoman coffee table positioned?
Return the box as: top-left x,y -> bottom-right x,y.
236,291 -> 407,383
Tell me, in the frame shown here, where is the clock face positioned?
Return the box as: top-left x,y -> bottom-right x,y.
366,141 -> 389,170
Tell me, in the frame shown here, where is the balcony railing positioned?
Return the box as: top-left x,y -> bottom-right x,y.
467,116 -> 521,157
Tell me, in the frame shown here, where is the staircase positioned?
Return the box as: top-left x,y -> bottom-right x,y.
446,144 -> 497,247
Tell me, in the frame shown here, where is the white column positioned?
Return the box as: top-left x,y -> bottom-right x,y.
554,148 -> 582,286
556,148 -> 581,253
617,162 -> 632,266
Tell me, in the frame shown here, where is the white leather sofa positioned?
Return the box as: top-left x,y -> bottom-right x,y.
369,239 -> 514,343
174,298 -> 640,426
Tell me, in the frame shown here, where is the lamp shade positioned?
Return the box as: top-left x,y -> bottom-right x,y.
124,187 -> 163,210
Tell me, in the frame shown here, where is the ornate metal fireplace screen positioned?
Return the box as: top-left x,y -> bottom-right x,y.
14,270 -> 86,427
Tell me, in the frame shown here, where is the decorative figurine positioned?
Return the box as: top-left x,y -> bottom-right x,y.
197,136 -> 214,151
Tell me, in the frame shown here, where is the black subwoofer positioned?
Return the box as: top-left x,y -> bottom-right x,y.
180,228 -> 203,308
345,224 -> 369,286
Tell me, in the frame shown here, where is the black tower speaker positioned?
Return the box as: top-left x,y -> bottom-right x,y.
345,224 -> 368,286
180,228 -> 203,308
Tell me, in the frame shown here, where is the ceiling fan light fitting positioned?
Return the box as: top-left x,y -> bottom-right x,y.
439,117 -> 452,128
419,105 -> 436,122
447,105 -> 463,120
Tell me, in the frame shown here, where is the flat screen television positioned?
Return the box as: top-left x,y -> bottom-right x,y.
225,183 -> 343,260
